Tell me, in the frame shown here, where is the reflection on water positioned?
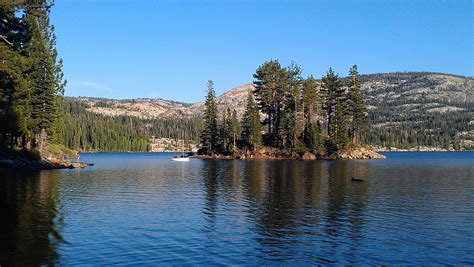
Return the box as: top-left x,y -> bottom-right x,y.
0,170 -> 64,265
0,152 -> 473,264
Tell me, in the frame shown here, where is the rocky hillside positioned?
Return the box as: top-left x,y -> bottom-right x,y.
75,97 -> 195,119
192,84 -> 253,118
360,73 -> 473,149
73,72 -> 472,119
361,73 -> 473,115
73,83 -> 254,119
67,72 -> 474,149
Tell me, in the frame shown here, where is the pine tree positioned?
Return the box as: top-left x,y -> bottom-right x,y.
334,95 -> 349,148
282,62 -> 303,148
201,80 -> 218,152
241,91 -> 262,149
24,0 -> 65,150
306,122 -> 321,150
253,60 -> 285,145
302,75 -> 320,148
347,65 -> 368,144
225,107 -> 234,151
1,2 -> 32,148
219,107 -> 232,151
321,68 -> 343,138
230,109 -> 240,151
0,0 -> 65,151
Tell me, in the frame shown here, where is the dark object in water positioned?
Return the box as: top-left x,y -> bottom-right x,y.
351,177 -> 365,182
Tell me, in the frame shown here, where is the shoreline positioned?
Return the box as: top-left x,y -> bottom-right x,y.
370,146 -> 468,152
0,157 -> 93,170
375,150 -> 473,152
191,146 -> 387,160
77,150 -> 472,154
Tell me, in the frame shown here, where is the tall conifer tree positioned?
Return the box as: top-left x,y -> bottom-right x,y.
241,91 -> 262,148
0,0 -> 65,151
321,68 -> 343,138
302,76 -> 320,148
201,80 -> 218,152
230,109 -> 240,151
253,60 -> 285,144
347,65 -> 368,144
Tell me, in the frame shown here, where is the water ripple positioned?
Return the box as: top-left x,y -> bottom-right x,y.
0,152 -> 473,265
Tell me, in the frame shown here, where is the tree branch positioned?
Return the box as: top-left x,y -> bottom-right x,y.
0,35 -> 13,46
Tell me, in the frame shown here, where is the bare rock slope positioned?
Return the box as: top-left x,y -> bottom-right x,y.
73,72 -> 472,121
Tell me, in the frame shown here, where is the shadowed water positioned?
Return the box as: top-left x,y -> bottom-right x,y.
1,152 -> 473,265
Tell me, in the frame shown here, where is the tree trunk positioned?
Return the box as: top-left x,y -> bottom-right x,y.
327,109 -> 332,136
233,132 -> 236,152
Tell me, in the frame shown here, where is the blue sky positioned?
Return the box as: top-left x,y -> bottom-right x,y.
52,0 -> 473,102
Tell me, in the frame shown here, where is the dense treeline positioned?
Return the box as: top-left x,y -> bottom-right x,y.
1,0 -> 65,152
200,60 -> 369,155
62,99 -> 149,151
365,110 -> 472,149
147,116 -> 202,144
62,98 -> 203,151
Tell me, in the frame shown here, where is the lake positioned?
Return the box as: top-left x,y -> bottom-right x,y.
1,152 -> 473,265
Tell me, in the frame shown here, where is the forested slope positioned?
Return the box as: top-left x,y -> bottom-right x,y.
362,72 -> 473,149
62,98 -> 202,151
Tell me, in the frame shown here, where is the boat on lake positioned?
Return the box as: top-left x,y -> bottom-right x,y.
172,155 -> 190,161
172,136 -> 190,161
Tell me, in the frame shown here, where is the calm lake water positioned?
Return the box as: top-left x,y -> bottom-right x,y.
1,152 -> 473,265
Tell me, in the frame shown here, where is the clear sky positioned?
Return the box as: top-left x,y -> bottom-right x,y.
51,0 -> 473,102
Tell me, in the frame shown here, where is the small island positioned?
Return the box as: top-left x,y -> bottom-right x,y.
195,61 -> 385,160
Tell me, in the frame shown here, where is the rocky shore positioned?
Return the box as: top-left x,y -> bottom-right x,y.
0,157 -> 93,170
323,147 -> 386,160
371,146 -> 457,152
192,146 -> 386,160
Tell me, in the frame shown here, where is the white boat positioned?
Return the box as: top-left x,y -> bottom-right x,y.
172,156 -> 190,162
171,135 -> 190,162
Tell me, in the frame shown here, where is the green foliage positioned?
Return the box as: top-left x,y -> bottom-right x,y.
201,80 -> 219,151
253,60 -> 286,145
321,68 -> 344,137
0,0 -> 66,153
334,96 -> 349,148
230,109 -> 240,151
281,62 -> 303,147
241,91 -> 262,148
217,107 -> 232,151
307,123 -> 322,150
347,65 -> 368,144
302,75 -> 321,147
61,98 -> 150,152
47,143 -> 76,157
241,62 -> 368,154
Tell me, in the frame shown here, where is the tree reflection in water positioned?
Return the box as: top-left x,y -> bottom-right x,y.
0,170 -> 64,265
200,159 -> 371,263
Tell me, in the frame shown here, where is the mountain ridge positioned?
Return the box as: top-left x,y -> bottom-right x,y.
69,71 -> 473,120
63,71 -> 474,150
67,71 -> 473,104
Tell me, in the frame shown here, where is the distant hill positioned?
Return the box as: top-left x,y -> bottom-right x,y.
64,72 -> 474,150
360,72 -> 473,149
68,83 -> 253,119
